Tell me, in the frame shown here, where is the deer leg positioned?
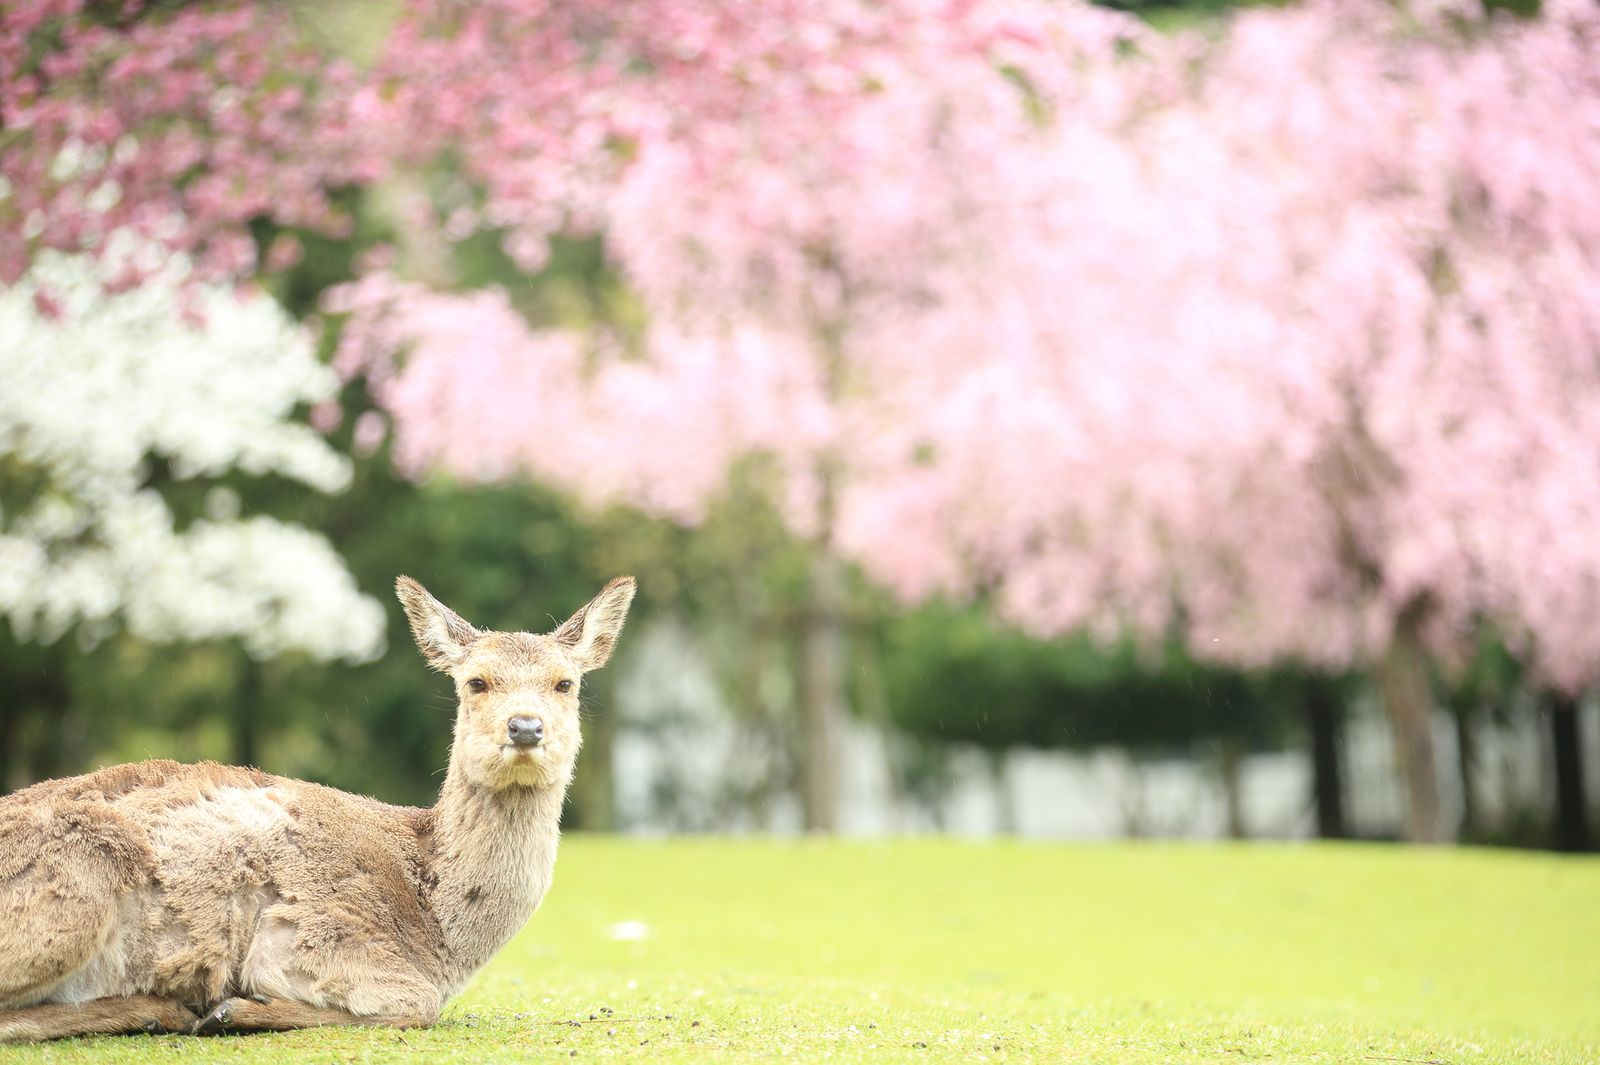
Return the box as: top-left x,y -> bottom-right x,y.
193,996 -> 435,1034
0,996 -> 199,1043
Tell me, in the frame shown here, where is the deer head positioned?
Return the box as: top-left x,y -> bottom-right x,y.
395,576 -> 636,791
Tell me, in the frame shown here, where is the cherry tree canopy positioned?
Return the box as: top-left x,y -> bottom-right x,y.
14,0 -> 1597,693
339,0 -> 1600,694
1,0 -> 376,293
335,0 -> 1140,528
837,0 -> 1600,842
895,0 -> 1600,695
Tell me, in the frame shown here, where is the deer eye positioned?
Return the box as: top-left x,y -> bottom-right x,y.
555,679 -> 574,694
466,678 -> 488,694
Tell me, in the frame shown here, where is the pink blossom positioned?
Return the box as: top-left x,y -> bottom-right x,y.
2,0 -> 381,289
339,0 -> 1600,695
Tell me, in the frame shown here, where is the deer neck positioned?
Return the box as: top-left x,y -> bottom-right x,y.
428,762 -> 566,978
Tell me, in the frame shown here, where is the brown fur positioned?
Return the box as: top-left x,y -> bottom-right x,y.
0,575 -> 635,1043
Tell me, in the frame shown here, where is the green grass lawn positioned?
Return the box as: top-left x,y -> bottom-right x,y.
5,838 -> 1597,1063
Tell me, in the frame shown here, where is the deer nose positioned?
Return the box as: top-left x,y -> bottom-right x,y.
507,716 -> 544,748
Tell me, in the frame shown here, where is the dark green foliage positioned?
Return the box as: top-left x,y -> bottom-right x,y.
876,601 -> 1293,757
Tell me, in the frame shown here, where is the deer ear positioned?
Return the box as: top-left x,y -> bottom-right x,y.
395,576 -> 480,672
552,576 -> 636,672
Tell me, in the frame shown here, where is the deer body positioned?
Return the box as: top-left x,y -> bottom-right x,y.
0,575 -> 634,1042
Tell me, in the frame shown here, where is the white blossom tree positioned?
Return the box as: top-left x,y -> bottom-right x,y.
0,235 -> 384,663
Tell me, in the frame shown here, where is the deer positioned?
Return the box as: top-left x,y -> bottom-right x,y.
0,574 -> 635,1043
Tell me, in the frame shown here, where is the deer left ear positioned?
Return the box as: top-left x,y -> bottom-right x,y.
552,576 -> 636,672
396,575 -> 480,672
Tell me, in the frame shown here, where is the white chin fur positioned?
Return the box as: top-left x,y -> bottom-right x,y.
489,746 -> 565,789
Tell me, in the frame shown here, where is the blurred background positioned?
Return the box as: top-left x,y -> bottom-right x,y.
3,0 -> 1596,852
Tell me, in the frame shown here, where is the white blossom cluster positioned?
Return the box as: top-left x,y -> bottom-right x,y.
0,237 -> 385,661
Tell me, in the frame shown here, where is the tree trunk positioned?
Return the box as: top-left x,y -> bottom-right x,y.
0,684 -> 19,792
1306,680 -> 1346,839
796,296 -> 854,835
854,638 -> 903,833
231,655 -> 261,768
1376,621 -> 1448,843
1453,701 -> 1479,840
24,659 -> 75,784
1118,758 -> 1151,839
1549,694 -> 1591,853
987,749 -> 1017,835
1217,739 -> 1247,839
741,619 -> 784,832
798,543 -> 845,833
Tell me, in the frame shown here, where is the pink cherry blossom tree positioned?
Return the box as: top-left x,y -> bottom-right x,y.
334,0 -> 1600,842
1,0 -> 378,297
334,0 -> 1143,830
862,0 -> 1600,843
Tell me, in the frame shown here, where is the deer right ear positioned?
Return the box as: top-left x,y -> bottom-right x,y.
395,576 -> 480,672
552,576 -> 636,672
